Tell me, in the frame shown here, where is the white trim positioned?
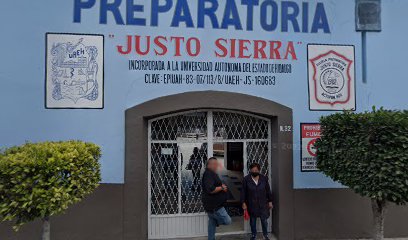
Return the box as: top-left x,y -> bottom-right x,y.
150,231 -> 249,240
243,140 -> 250,233
243,141 -> 248,174
150,139 -> 268,144
177,144 -> 182,217
148,109 -> 271,123
151,213 -> 207,218
207,110 -> 214,157
268,119 -> 273,231
150,140 -> 208,144
213,138 -> 268,143
148,123 -> 152,239
148,109 -> 207,124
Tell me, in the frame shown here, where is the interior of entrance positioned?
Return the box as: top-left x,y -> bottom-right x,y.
148,110 -> 272,239
213,142 -> 245,233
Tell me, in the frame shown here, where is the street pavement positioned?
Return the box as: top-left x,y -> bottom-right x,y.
185,235 -> 408,240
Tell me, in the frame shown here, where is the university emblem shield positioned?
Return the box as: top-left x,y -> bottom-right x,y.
46,33 -> 104,108
307,44 -> 355,111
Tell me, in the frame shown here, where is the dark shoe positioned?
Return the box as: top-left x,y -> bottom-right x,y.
263,236 -> 270,240
250,235 -> 256,240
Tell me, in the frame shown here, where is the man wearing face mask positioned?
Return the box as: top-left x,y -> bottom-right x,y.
241,163 -> 273,240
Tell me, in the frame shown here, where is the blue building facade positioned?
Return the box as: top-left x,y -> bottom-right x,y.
0,1 -> 407,239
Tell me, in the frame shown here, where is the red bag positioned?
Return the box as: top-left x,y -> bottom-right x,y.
244,209 -> 250,221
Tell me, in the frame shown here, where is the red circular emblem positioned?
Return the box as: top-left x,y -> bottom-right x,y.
307,138 -> 318,157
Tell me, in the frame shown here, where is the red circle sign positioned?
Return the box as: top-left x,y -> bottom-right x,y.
307,138 -> 318,157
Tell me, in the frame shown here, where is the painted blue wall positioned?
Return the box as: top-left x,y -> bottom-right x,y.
0,0 -> 405,188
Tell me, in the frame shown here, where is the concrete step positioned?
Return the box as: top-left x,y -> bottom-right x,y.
188,233 -> 276,240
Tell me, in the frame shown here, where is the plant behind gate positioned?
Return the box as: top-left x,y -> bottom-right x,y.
0,141 -> 101,240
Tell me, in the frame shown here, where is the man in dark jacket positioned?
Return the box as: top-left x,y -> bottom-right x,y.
201,157 -> 231,240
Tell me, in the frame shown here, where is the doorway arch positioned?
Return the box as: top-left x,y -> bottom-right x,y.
148,109 -> 272,238
124,91 -> 294,240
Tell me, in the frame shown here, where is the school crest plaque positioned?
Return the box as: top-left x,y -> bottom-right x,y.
46,33 -> 104,109
307,44 -> 355,111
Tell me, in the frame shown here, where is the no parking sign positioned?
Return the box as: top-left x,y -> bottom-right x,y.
301,123 -> 321,172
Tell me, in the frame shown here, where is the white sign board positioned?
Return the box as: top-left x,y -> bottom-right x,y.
46,33 -> 104,109
308,44 -> 355,111
161,148 -> 174,155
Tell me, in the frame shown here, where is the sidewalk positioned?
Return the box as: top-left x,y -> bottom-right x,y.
186,236 -> 407,240
188,234 -> 277,240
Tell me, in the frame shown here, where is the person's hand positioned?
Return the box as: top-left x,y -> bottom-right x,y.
242,203 -> 247,210
221,184 -> 228,192
268,202 -> 273,209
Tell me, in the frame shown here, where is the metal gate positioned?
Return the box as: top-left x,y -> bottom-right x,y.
148,110 -> 271,239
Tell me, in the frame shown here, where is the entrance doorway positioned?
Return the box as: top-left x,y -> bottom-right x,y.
148,110 -> 271,239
